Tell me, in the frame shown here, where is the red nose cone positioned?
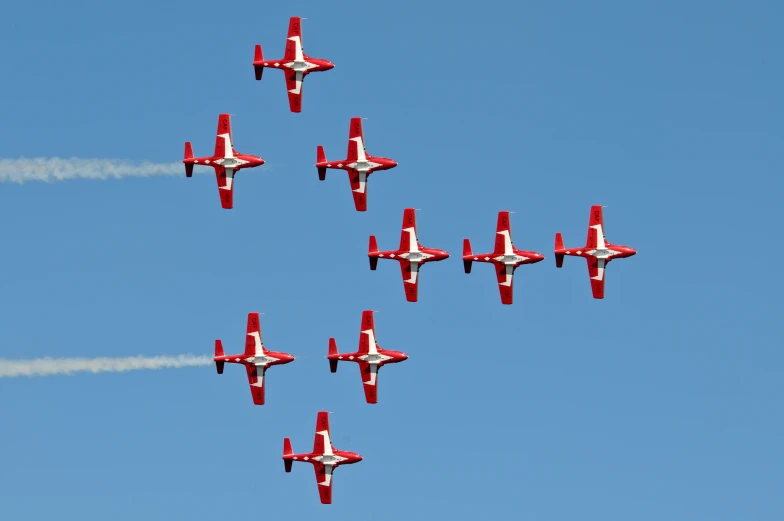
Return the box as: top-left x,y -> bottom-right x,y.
326,61 -> 335,70
391,160 -> 398,167
628,248 -> 637,256
401,353 -> 409,361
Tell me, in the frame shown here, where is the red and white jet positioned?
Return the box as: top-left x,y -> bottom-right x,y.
462,211 -> 545,305
328,310 -> 408,404
369,208 -> 450,302
213,312 -> 295,405
283,411 -> 363,504
253,16 -> 334,113
183,114 -> 265,209
554,205 -> 637,299
316,117 -> 398,212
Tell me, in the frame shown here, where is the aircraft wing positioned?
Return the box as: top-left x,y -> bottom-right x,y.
348,171 -> 368,211
245,364 -> 266,405
400,260 -> 419,302
214,113 -> 232,157
284,17 -> 304,62
357,310 -> 375,355
494,211 -> 513,255
313,463 -> 334,504
245,312 -> 264,356
285,70 -> 304,113
346,117 -> 366,162
215,166 -> 234,209
495,263 -> 515,305
358,361 -> 379,404
587,257 -> 606,299
313,411 -> 331,454
586,205 -> 605,250
399,208 -> 418,252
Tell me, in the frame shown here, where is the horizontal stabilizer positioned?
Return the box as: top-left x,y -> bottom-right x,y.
283,437 -> 293,472
254,45 -> 264,80
214,340 -> 225,374
184,142 -> 194,177
462,238 -> 473,273
369,236 -> 379,270
328,338 -> 339,372
317,146 -> 327,180
555,233 -> 565,268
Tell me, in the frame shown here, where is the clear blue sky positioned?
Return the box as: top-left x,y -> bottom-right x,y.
1,1 -> 782,519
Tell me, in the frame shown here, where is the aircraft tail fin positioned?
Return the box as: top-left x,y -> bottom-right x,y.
253,45 -> 264,80
214,340 -> 225,374
368,236 -> 379,270
316,146 -> 327,180
555,233 -> 565,268
328,338 -> 339,372
184,142 -> 194,177
462,238 -> 473,274
283,438 -> 293,472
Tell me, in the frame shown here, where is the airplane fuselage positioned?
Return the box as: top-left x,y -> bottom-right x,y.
191,153 -> 264,171
259,57 -> 333,74
217,351 -> 293,369
559,244 -> 636,262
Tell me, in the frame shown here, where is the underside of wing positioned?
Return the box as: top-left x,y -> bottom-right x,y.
346,118 -> 366,162
245,364 -> 265,405
215,167 -> 234,209
348,170 -> 368,211
494,211 -> 513,254
586,205 -> 605,250
399,208 -> 418,251
358,361 -> 379,404
214,113 -> 232,157
400,260 -> 419,302
313,463 -> 333,504
313,411 -> 331,454
284,17 -> 303,61
495,263 -> 515,305
245,312 -> 263,356
285,71 -> 304,112
357,310 -> 375,355
587,257 -> 606,299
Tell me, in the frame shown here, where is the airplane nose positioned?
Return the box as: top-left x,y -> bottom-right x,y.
629,248 -> 637,256
391,160 -> 398,167
401,353 -> 409,360
443,251 -> 450,259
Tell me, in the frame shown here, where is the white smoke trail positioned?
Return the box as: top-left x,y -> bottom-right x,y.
0,157 -> 182,184
0,355 -> 212,378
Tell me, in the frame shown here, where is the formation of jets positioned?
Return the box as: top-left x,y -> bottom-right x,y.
192,16 -> 638,505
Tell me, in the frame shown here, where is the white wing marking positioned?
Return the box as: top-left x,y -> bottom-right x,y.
499,264 -> 513,287
288,71 -> 304,94
590,224 -> 606,249
591,258 -> 606,280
